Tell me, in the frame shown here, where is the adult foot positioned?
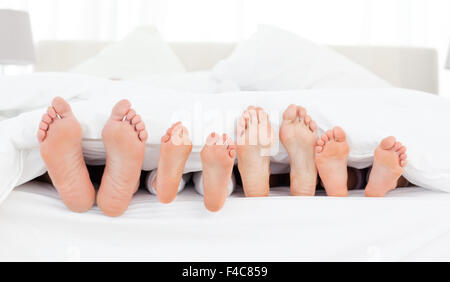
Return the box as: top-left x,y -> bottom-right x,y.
154,122 -> 192,204
97,100 -> 148,217
38,97 -> 95,212
279,105 -> 318,196
315,126 -> 350,197
236,106 -> 273,197
200,133 -> 236,212
365,136 -> 407,197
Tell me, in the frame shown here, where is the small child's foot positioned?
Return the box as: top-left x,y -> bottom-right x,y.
236,106 -> 274,197
154,122 -> 192,203
200,133 -> 236,212
315,127 -> 350,197
279,105 -> 318,196
365,136 -> 407,197
38,97 -> 95,212
97,100 -> 148,217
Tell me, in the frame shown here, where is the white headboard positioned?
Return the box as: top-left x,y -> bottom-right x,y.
35,41 -> 439,94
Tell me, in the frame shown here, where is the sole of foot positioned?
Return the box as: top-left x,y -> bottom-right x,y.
236,106 -> 273,197
279,104 -> 318,196
365,136 -> 407,197
38,97 -> 95,213
97,100 -> 148,217
315,126 -> 350,197
200,133 -> 236,212
154,122 -> 192,204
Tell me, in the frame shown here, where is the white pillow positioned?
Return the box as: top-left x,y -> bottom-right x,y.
71,26 -> 185,79
130,72 -> 239,93
212,25 -> 391,90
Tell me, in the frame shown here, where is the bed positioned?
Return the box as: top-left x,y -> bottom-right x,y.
0,41 -> 448,262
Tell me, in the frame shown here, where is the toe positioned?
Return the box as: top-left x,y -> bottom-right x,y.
181,125 -> 190,138
392,142 -> 402,152
161,134 -> 170,143
248,109 -> 258,124
126,109 -> 136,122
224,134 -> 235,146
39,121 -> 49,131
135,121 -> 145,131
47,106 -> 57,119
110,99 -> 131,121
226,135 -> 235,146
226,138 -> 236,158
317,139 -> 325,146
400,160 -> 407,167
315,145 -> 324,154
255,106 -> 263,114
397,146 -> 407,154
229,149 -> 236,158
242,111 -> 251,125
139,130 -> 148,142
237,116 -> 246,136
309,120 -> 317,132
304,115 -> 311,126
37,129 -> 46,142
217,133 -> 230,146
206,132 -> 219,145
400,153 -> 407,160
42,114 -> 52,124
325,130 -> 333,141
131,115 -> 141,125
283,104 -> 298,121
222,133 -> 228,143
380,136 -> 396,150
166,125 -> 175,135
52,97 -> 72,118
321,134 -> 329,143
171,124 -> 183,142
333,126 -> 346,142
297,106 -> 306,120
258,109 -> 268,124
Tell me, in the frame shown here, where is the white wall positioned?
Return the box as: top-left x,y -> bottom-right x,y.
1,0 -> 450,95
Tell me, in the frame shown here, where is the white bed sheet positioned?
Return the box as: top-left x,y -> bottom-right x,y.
1,181 -> 450,262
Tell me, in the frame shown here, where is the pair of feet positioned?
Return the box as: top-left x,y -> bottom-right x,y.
38,98 -> 147,216
236,104 -> 408,198
235,104 -> 320,197
154,122 -> 235,213
38,97 -> 236,216
315,126 -> 407,197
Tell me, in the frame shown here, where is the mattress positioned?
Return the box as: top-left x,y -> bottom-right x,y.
1,180 -> 450,262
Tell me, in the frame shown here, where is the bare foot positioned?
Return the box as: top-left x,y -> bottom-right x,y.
315,126 -> 350,197
153,122 -> 192,204
279,105 -> 318,196
236,106 -> 274,197
38,97 -> 95,212
365,136 -> 407,197
200,133 -> 236,212
97,100 -> 148,217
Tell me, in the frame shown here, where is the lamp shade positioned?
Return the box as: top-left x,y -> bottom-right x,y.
0,9 -> 35,65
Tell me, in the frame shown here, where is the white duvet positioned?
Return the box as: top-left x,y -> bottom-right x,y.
1,73 -> 450,205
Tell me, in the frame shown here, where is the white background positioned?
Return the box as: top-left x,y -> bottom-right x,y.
1,0 -> 450,96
